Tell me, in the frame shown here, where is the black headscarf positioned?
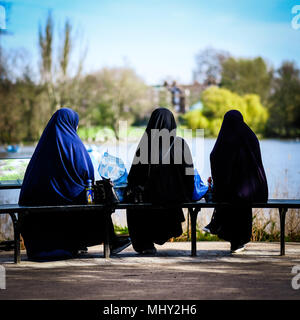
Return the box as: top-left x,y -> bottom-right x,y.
210,110 -> 268,203
146,107 -> 177,133
128,107 -> 194,203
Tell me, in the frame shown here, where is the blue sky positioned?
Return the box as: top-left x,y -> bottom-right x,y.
2,0 -> 300,84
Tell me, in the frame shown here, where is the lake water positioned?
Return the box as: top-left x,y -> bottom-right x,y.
0,138 -> 299,239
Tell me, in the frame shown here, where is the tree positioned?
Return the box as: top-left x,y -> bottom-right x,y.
243,94 -> 268,134
0,46 -> 46,144
182,86 -> 268,136
221,57 -> 273,104
267,61 -> 300,137
91,67 -> 151,138
0,12 -> 88,144
38,11 -> 86,114
202,86 -> 268,134
193,47 -> 230,85
38,11 -> 56,114
182,109 -> 209,130
0,79 -> 26,144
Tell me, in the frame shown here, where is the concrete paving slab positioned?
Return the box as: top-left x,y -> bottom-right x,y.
0,242 -> 300,300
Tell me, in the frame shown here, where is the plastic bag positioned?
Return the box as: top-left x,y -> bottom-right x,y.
192,168 -> 208,201
98,152 -> 128,201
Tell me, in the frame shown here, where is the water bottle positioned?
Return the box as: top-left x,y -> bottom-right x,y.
86,179 -> 94,205
208,177 -> 213,191
205,176 -> 214,202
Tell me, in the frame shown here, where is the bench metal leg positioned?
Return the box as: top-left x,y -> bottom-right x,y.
186,210 -> 190,241
279,208 -> 287,256
103,209 -> 111,258
9,213 -> 20,264
189,208 -> 200,257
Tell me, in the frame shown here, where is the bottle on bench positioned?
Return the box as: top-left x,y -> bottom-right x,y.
86,179 -> 95,205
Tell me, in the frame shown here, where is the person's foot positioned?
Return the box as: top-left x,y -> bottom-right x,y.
230,243 -> 246,254
78,246 -> 88,254
110,237 -> 131,255
202,226 -> 211,233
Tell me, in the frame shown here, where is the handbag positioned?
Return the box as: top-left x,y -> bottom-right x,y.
192,168 -> 208,201
94,178 -> 120,204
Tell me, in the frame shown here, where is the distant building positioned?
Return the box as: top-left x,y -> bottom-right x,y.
150,80 -> 212,114
150,83 -> 172,108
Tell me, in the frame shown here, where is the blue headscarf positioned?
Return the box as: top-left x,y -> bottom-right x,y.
19,108 -> 94,205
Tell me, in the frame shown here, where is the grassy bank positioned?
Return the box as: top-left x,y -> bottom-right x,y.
0,159 -> 29,181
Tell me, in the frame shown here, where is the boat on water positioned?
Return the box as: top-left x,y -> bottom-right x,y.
5,145 -> 20,153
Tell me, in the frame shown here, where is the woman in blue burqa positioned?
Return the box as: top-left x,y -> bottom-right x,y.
203,110 -> 268,253
19,108 -> 130,260
126,107 -> 194,254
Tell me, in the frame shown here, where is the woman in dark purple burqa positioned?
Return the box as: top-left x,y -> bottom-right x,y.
19,108 -> 130,260
126,108 -> 194,254
204,110 -> 268,253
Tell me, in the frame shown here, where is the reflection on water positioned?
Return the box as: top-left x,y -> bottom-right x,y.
0,139 -> 299,239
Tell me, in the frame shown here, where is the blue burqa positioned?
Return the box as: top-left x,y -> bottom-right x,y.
19,108 -> 110,259
19,108 -> 94,205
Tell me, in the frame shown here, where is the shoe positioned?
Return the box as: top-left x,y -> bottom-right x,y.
78,246 -> 88,254
140,247 -> 157,255
110,237 -> 131,255
230,244 -> 245,254
202,226 -> 211,233
203,223 -> 220,235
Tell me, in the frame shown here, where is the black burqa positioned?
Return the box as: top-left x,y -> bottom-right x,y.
126,108 -> 194,253
208,110 -> 268,246
19,108 -> 115,259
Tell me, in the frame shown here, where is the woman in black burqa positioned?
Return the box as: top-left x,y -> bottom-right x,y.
204,110 -> 268,252
126,108 -> 194,254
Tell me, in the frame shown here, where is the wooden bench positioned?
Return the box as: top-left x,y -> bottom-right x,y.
0,191 -> 299,263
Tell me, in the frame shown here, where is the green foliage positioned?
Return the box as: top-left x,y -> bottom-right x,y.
193,51 -> 299,138
113,225 -> 129,235
202,86 -> 245,118
208,118 -> 223,137
90,67 -> 152,138
172,229 -> 221,242
0,159 -> 28,181
221,56 -> 273,103
181,110 -> 209,130
266,61 -> 300,138
243,94 -> 268,134
183,86 -> 268,136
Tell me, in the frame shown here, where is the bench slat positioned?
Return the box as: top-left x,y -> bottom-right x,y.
1,199 -> 300,214
0,199 -> 299,263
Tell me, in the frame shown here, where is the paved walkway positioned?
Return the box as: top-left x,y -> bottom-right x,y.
0,242 -> 300,300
